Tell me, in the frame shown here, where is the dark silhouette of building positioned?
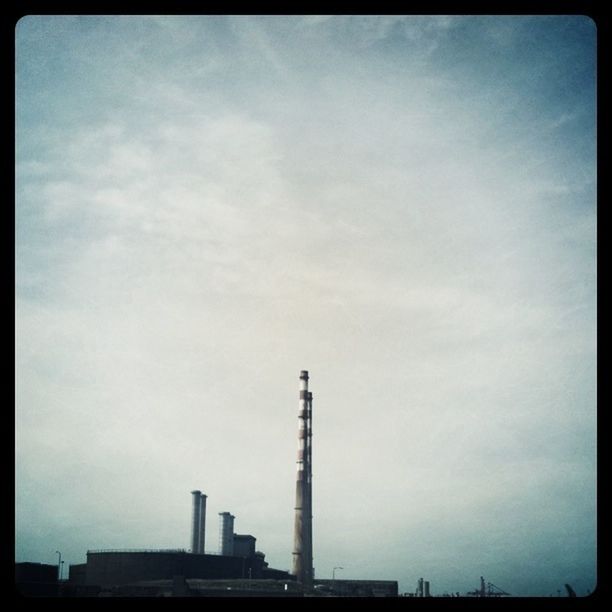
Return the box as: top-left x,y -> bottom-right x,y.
233,534 -> 256,558
82,549 -> 291,588
15,563 -> 59,597
314,579 -> 398,597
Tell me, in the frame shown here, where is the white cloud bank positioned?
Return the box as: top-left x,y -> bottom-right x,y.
16,15 -> 596,596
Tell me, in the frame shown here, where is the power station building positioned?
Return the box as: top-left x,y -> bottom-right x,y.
81,549 -> 287,587
26,370 -> 398,597
72,496 -> 292,589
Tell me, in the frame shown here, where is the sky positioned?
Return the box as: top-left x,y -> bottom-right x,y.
15,15 -> 596,597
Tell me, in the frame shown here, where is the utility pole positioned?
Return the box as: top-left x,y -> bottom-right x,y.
55,551 -> 62,581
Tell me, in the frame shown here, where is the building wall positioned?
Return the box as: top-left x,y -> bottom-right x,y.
112,579 -> 303,598
15,563 -> 59,597
232,535 -> 256,558
15,562 -> 58,583
314,579 -> 398,597
68,563 -> 87,584
261,567 -> 294,581
85,551 -> 268,587
86,552 -> 182,586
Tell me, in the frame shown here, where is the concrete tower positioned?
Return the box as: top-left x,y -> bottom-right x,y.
190,490 -> 202,553
198,493 -> 207,554
292,370 -> 314,587
219,512 -> 235,556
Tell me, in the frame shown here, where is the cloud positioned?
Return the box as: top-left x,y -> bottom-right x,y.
15,16 -> 596,596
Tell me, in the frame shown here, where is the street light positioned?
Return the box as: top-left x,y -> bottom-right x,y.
60,560 -> 65,581
55,551 -> 62,581
332,566 -> 343,580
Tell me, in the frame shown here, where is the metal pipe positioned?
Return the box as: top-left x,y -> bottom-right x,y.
191,490 -> 202,553
292,370 -> 313,587
198,493 -> 207,555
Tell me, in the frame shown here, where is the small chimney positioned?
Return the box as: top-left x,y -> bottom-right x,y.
190,491 -> 202,553
198,493 -> 207,554
218,512 -> 235,556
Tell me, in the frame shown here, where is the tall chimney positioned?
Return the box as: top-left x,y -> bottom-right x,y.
191,490 -> 202,554
292,370 -> 314,587
219,512 -> 235,556
305,390 -> 313,579
198,493 -> 207,554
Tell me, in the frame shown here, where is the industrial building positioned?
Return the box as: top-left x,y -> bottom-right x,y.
314,579 -> 398,597
15,563 -> 59,597
65,500 -> 293,590
90,577 -> 304,598
18,370 -> 400,598
80,549 -> 289,587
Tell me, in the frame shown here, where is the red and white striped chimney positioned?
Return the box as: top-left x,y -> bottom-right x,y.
292,370 -> 314,587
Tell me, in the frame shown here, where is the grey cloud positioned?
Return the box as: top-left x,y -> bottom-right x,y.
16,16 -> 595,596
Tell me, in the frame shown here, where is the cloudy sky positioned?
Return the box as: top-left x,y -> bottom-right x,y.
15,15 -> 596,597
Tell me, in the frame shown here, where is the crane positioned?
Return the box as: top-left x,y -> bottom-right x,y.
466,576 -> 511,597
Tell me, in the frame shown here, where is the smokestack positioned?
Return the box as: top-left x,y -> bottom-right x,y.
198,493 -> 207,554
292,370 -> 313,587
305,390 -> 313,579
190,490 -> 202,554
219,512 -> 235,556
